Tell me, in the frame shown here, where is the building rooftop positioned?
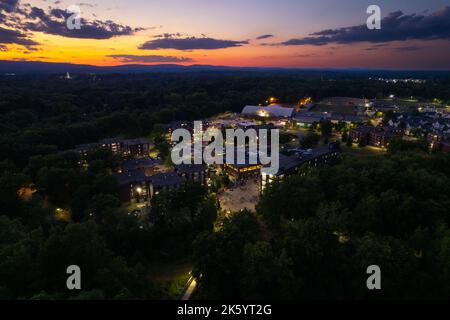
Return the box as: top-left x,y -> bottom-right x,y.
121,158 -> 160,171
99,138 -> 122,145
123,138 -> 150,145
371,129 -> 403,138
320,97 -> 368,106
238,120 -> 258,127
224,146 -> 270,168
264,144 -> 341,176
343,115 -> 364,122
115,170 -> 146,185
146,172 -> 184,188
351,125 -> 376,133
174,164 -> 206,174
242,105 -> 295,118
293,111 -> 325,123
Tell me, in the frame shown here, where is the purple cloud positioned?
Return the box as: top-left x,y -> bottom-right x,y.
275,7 -> 450,46
256,34 -> 274,40
107,54 -> 193,63
140,34 -> 248,50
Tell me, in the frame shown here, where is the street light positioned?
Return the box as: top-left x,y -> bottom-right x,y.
135,187 -> 143,203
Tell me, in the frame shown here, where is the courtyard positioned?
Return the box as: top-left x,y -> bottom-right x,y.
218,178 -> 260,215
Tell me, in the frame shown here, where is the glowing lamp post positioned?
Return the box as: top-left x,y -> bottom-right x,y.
136,186 -> 143,203
268,97 -> 277,104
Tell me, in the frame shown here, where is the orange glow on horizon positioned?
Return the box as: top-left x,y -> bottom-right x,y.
2,30 -> 450,70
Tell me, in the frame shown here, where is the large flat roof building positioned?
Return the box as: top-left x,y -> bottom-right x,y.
293,112 -> 326,127
260,142 -> 341,191
115,170 -> 184,203
320,97 -> 368,107
75,137 -> 150,157
242,105 -> 295,119
350,125 -> 404,148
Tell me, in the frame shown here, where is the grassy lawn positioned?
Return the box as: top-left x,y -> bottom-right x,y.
147,259 -> 193,299
341,144 -> 387,157
121,202 -> 140,212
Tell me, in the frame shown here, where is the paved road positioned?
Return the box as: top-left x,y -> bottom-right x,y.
180,275 -> 197,300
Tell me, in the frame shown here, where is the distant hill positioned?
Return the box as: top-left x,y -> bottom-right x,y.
0,60 -> 254,74
0,60 -> 448,76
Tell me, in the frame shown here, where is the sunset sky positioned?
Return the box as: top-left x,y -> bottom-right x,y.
1,0 -> 450,69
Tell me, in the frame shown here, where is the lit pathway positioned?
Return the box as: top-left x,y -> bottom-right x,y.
180,275 -> 197,300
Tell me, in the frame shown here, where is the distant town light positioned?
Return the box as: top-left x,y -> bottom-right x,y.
299,97 -> 313,106
136,187 -> 142,194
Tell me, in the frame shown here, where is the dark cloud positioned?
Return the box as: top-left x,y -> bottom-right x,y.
107,54 -> 193,63
23,7 -> 143,39
153,32 -> 184,38
275,7 -> 450,46
394,45 -> 422,52
364,44 -> 423,52
0,26 -> 38,47
0,0 -> 144,47
139,35 -> 248,50
0,0 -> 19,23
256,34 -> 274,40
278,36 -> 329,46
0,0 -> 19,13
